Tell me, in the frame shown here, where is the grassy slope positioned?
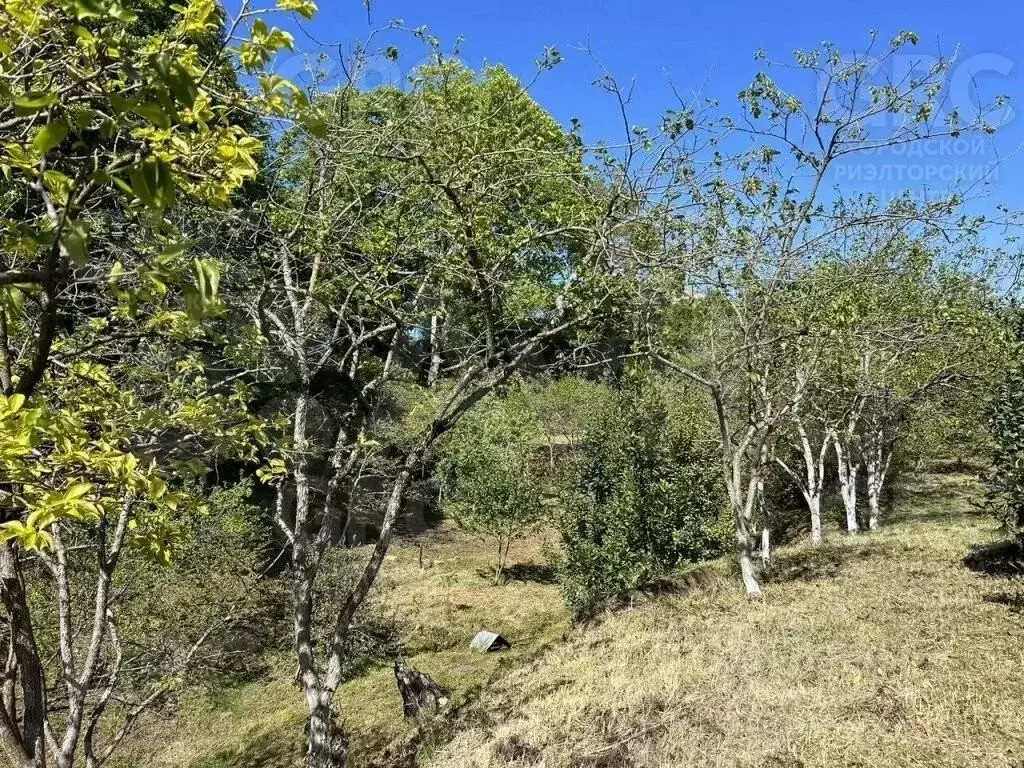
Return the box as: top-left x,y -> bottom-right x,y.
115,531 -> 570,768
123,471 -> 1024,768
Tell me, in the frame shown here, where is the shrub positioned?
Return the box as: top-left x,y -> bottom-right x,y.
436,390 -> 544,583
556,378 -> 730,618
986,313 -> 1024,536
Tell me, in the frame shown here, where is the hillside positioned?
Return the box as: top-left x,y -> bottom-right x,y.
117,470 -> 1024,768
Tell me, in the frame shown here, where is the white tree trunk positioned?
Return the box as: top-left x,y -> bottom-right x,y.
730,469 -> 764,598
807,491 -> 823,545
866,457 -> 880,530
738,529 -> 762,597
755,474 -> 771,567
777,416 -> 830,546
833,438 -> 860,533
864,427 -> 893,531
427,311 -> 444,387
305,691 -> 346,768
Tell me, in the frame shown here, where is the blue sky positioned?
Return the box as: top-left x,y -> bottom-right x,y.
268,0 -> 1024,218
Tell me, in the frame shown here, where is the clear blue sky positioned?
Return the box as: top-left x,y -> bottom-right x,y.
267,0 -> 1024,218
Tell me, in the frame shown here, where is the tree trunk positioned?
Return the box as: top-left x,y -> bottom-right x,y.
864,429 -> 891,531
807,492 -> 823,545
833,439 -> 859,533
760,525 -> 771,568
733,481 -> 763,598
0,546 -> 45,766
427,312 -> 444,387
865,451 -> 880,531
737,525 -> 762,598
305,693 -> 347,768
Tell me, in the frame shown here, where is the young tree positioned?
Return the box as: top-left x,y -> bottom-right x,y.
437,391 -> 543,584
556,376 -> 728,618
649,32 -> 1005,594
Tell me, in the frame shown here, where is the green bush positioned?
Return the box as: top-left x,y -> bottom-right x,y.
556,378 -> 730,618
436,390 -> 544,583
986,312 -> 1024,535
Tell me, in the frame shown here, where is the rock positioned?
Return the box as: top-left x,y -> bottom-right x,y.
393,656 -> 449,718
469,630 -> 511,652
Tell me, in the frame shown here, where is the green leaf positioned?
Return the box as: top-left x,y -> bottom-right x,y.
71,0 -> 107,18
14,91 -> 58,115
277,0 -> 318,19
107,261 -> 125,285
106,0 -> 137,21
128,158 -> 175,210
64,483 -> 92,500
32,120 -> 69,154
185,258 -> 221,320
61,222 -> 89,267
151,53 -> 198,108
134,102 -> 172,129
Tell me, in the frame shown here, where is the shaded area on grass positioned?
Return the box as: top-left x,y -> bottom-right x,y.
499,562 -> 558,585
193,730 -> 304,768
964,539 -> 1024,577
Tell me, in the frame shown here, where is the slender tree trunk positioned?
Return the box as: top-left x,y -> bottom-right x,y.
427,311 -> 444,387
864,428 -> 892,531
807,491 -> 823,545
833,439 -> 860,533
866,457 -> 880,531
757,476 -> 770,567
0,546 -> 45,766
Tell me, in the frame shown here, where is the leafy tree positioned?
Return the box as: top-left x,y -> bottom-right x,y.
649,32 -> 1006,595
437,391 -> 543,584
523,377 -> 613,467
241,52 -> 658,767
985,310 -> 1024,536
557,377 -> 729,618
0,1 -> 309,765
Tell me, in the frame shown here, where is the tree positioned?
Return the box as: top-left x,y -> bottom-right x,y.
985,309 -> 1024,537
815,241 -> 999,531
239,52 -> 659,767
437,390 -> 543,584
556,376 -> 728,618
0,0 -> 307,764
648,32 -> 1006,595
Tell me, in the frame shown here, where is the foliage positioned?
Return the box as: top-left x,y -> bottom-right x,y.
0,0 -> 315,763
437,390 -> 545,583
556,377 -> 730,618
985,310 -> 1024,535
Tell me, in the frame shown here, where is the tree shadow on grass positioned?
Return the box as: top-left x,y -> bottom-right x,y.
193,730 -> 303,768
502,562 -> 558,585
982,591 -> 1024,614
764,538 -> 900,585
963,539 -> 1024,578
764,546 -> 846,584
474,562 -> 559,585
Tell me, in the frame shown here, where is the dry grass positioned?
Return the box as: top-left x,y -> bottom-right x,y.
428,471 -> 1024,768
114,528 -> 568,768
119,471 -> 1024,768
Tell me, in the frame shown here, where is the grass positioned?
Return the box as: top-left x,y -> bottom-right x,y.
120,470 -> 1024,768
113,529 -> 569,768
429,471 -> 1024,768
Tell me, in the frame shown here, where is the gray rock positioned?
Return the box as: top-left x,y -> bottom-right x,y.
469,630 -> 511,652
